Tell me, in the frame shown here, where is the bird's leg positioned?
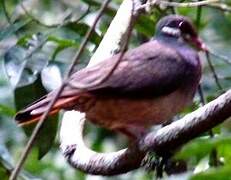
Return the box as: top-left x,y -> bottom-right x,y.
141,152 -> 168,178
116,125 -> 148,141
142,150 -> 188,177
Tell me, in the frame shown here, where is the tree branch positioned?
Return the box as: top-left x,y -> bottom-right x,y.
61,86 -> 231,175
60,111 -> 145,175
142,89 -> 231,154
136,0 -> 219,11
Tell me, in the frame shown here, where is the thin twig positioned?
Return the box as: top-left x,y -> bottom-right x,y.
206,52 -> 223,91
208,48 -> 231,66
9,1 -> 111,179
136,0 -> 219,11
208,3 -> 231,13
195,0 -> 215,138
198,84 -> 206,105
196,4 -> 202,28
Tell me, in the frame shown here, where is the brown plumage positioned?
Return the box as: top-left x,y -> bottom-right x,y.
15,15 -> 206,139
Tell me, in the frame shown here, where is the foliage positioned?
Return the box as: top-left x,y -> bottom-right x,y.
0,0 -> 231,179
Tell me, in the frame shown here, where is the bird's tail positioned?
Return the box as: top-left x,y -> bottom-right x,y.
15,95 -> 79,126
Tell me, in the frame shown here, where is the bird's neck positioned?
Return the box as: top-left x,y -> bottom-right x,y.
155,35 -> 201,67
156,35 -> 187,48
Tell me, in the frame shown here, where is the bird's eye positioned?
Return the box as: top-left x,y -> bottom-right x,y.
179,21 -> 197,38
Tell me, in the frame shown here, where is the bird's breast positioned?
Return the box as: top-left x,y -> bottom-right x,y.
85,86 -> 195,131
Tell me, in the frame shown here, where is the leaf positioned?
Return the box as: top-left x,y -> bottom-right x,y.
17,34 -> 33,47
191,166 -> 231,180
80,0 -> 115,16
47,36 -> 80,60
175,136 -> 231,163
24,115 -> 58,159
14,76 -> 58,159
0,104 -> 15,116
64,22 -> 101,45
0,144 -> 39,179
4,46 -> 48,88
135,15 -> 156,37
0,144 -> 13,180
47,36 -> 79,47
81,0 -> 101,7
0,167 -> 8,180
3,35 -> 59,158
14,75 -> 47,110
0,20 -> 31,41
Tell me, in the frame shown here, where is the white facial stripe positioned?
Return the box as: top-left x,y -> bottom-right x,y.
161,26 -> 181,37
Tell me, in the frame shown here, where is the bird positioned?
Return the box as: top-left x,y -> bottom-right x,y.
15,15 -> 207,140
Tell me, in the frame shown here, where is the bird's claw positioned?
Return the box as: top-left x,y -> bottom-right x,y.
63,144 -> 76,157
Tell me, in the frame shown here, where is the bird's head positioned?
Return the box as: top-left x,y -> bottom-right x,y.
155,15 -> 207,52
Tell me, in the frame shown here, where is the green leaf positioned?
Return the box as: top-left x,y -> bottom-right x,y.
0,104 -> 15,116
175,136 -> 231,162
0,144 -> 38,179
191,166 -> 231,180
81,0 -> 101,7
0,20 -> 31,41
4,46 -> 48,88
135,15 -> 156,37
24,115 -> 58,160
0,167 -> 8,180
14,75 -> 47,110
14,76 -> 58,159
4,35 -> 59,158
17,34 -> 33,47
47,36 -> 80,60
80,0 -> 115,16
47,36 -> 79,47
64,22 -> 101,45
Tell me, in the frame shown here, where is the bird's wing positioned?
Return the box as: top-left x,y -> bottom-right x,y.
15,40 -> 199,124
62,40 -> 198,98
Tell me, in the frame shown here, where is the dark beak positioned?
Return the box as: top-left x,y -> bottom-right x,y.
191,37 -> 208,52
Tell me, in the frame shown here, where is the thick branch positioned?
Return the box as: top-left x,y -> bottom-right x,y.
60,111 -> 145,175
137,0 -> 219,11
61,88 -> 231,175
142,89 -> 231,154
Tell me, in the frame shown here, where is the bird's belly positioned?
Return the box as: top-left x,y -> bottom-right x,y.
85,89 -> 194,130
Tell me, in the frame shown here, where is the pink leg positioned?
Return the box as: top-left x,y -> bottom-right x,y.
116,125 -> 148,141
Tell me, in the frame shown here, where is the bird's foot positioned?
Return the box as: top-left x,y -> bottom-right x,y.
142,152 -> 187,177
141,152 -> 165,178
141,151 -> 157,171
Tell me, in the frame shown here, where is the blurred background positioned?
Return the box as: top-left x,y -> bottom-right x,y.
1,0 -> 231,179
